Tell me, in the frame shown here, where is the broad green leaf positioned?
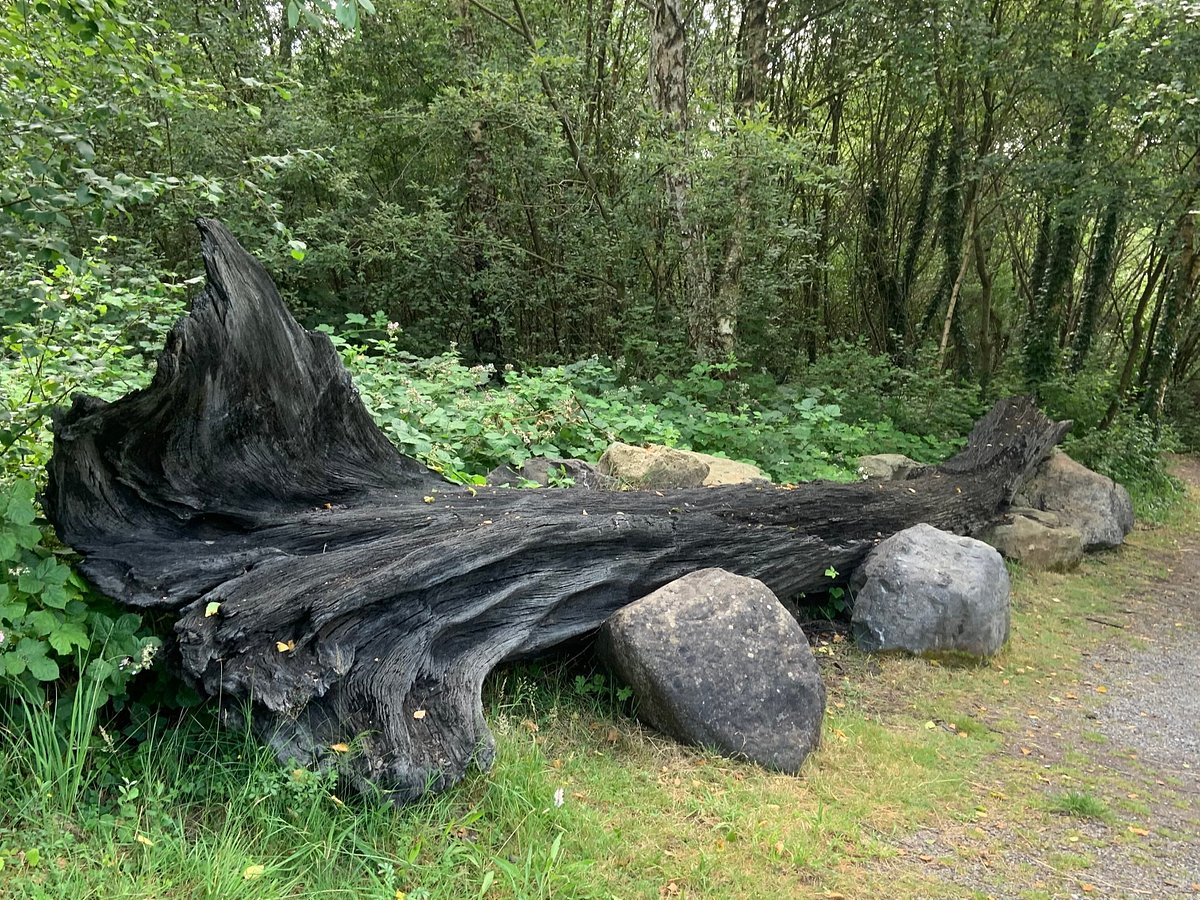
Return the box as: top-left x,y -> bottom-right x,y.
287,0 -> 300,28
48,621 -> 89,654
38,583 -> 69,609
0,601 -> 27,622
27,609 -> 61,636
17,572 -> 44,594
16,638 -> 59,681
12,525 -> 43,550
334,0 -> 358,29
86,657 -> 114,682
4,481 -> 36,525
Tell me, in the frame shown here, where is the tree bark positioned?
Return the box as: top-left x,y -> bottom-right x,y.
649,0 -> 723,358
45,221 -> 1070,802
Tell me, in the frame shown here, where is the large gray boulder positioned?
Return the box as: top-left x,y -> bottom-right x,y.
1013,451 -> 1134,550
850,523 -> 1011,658
597,568 -> 825,773
598,443 -> 770,489
978,507 -> 1084,572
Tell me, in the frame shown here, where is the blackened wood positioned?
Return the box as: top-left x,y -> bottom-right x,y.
45,220 -> 1070,801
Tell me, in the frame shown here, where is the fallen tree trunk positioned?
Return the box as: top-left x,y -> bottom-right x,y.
45,220 -> 1070,801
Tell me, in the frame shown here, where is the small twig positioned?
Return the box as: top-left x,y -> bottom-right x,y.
1085,616 -> 1127,629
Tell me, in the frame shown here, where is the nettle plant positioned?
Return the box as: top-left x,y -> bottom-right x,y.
1,480 -> 158,702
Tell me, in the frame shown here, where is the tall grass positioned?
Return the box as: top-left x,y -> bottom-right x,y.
2,658 -> 108,816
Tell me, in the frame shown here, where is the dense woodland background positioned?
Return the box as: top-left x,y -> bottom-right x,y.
3,0 -> 1200,477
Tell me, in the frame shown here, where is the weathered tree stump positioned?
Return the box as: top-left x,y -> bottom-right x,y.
44,220 -> 1070,801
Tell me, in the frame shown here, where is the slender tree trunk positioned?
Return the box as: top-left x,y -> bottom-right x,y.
713,0 -> 771,365
938,204 -> 976,369
1023,103 -> 1088,391
974,224 -> 996,385
649,0 -> 722,358
454,0 -> 504,366
801,92 -> 842,363
1069,196 -> 1122,373
1141,180 -> 1200,422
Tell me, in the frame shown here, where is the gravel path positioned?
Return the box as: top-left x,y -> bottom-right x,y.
1077,456 -> 1200,898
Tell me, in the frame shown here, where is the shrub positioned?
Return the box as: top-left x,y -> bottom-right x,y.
1063,413 -> 1183,520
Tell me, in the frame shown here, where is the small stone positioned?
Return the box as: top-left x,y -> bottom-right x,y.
978,509 -> 1085,572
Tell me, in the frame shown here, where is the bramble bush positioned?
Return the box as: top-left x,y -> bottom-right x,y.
329,314 -> 969,486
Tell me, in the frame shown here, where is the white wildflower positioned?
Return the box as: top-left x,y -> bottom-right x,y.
386,321 -> 400,335
553,787 -> 564,808
138,642 -> 158,671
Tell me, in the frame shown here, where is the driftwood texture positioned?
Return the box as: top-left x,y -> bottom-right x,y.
45,220 -> 1071,801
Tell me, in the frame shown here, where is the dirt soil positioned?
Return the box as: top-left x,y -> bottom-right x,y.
878,458 -> 1200,899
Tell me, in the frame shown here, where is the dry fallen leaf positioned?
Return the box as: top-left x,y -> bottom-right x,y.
276,640 -> 295,653
1129,826 -> 1150,836
242,864 -> 265,880
204,602 -> 221,618
330,742 -> 350,753
1095,685 -> 1108,694
422,496 -> 434,503
413,709 -> 427,720
1081,883 -> 1095,893
135,834 -> 154,847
